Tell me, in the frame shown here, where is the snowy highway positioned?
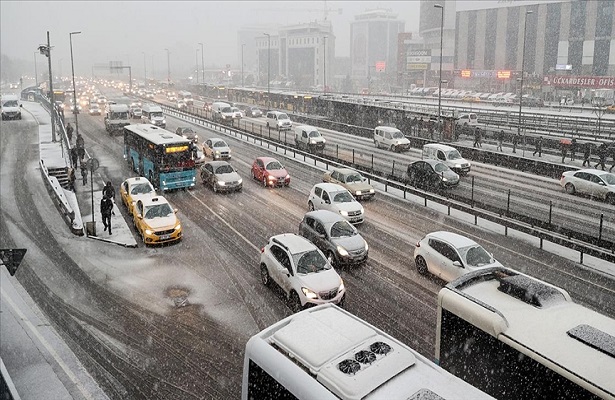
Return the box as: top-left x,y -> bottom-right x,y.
1,98 -> 614,398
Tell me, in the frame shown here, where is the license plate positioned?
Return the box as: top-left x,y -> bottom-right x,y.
160,234 -> 171,240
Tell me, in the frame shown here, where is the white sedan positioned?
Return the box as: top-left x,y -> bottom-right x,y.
414,231 -> 502,282
560,169 -> 615,204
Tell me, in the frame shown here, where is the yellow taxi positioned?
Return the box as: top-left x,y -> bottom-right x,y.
133,196 -> 182,245
462,96 -> 481,103
606,105 -> 615,114
119,177 -> 156,217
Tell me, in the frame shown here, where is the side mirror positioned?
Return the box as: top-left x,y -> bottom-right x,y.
452,260 -> 463,268
174,208 -> 178,213
20,104 -> 23,108
136,214 -> 143,219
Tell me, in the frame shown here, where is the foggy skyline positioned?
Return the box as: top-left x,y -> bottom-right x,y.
1,0 -> 561,80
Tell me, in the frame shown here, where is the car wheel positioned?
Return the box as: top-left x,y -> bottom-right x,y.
308,201 -> 315,211
390,144 -> 396,152
606,193 -> 615,205
327,251 -> 337,267
565,182 -> 576,194
415,255 -> 428,275
260,264 -> 271,286
289,291 -> 302,313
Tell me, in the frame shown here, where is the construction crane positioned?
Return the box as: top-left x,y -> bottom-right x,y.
252,1 -> 342,22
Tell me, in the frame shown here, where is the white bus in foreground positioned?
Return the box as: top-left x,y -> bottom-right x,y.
242,304 -> 493,400
436,267 -> 615,400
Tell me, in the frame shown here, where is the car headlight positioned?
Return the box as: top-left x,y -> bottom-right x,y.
355,190 -> 361,196
369,188 -> 375,193
455,164 -> 462,169
145,229 -> 153,235
339,210 -> 349,216
194,135 -> 198,139
336,245 -> 349,257
268,175 -> 276,180
174,224 -> 182,231
364,241 -> 369,251
217,180 -> 226,186
442,177 -> 448,182
285,174 -> 290,179
162,119 -> 166,124
339,279 -> 345,292
237,178 -> 243,184
310,140 -> 316,144
215,150 -> 220,155
301,287 -> 318,299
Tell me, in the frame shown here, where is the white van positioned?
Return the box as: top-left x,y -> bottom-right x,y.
211,101 -> 236,123
457,113 -> 478,126
1,95 -> 22,120
422,143 -> 471,175
141,103 -> 165,128
266,111 -> 292,130
294,125 -> 326,152
373,126 -> 410,152
105,103 -> 130,135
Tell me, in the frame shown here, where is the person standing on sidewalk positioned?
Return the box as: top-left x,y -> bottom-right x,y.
512,132 -> 519,153
595,142 -> 608,170
570,138 -> 577,161
560,140 -> 568,163
100,195 -> 114,235
70,147 -> 79,168
533,136 -> 543,157
68,167 -> 76,192
609,143 -> 615,172
81,165 -> 88,186
496,130 -> 504,152
66,122 -> 74,143
582,142 -> 592,167
76,133 -> 85,165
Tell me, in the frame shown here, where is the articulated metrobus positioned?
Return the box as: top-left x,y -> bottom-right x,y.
436,266 -> 615,400
123,124 -> 196,191
242,303 -> 493,400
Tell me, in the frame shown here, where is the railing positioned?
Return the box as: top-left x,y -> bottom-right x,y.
158,101 -> 615,262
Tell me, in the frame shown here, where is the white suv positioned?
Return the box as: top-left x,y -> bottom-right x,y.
266,111 -> 292,130
260,233 -> 345,312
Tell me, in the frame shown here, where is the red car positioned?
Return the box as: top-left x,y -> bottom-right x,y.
251,157 -> 290,187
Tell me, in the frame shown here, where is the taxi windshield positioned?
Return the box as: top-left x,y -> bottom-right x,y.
144,203 -> 173,219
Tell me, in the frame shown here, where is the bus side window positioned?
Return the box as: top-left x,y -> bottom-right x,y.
247,360 -> 296,400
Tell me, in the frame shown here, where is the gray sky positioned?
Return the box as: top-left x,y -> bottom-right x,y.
1,1 -> 551,79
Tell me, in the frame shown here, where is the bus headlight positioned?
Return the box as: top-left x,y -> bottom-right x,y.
301,287 -> 318,300
336,245 -> 349,257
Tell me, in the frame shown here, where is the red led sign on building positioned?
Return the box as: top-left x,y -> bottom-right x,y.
375,61 -> 386,72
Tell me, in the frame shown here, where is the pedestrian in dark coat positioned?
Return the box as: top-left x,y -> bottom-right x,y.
66,123 -> 74,142
582,142 -> 592,167
512,133 -> 519,153
102,181 -> 115,200
100,195 -> 114,235
81,165 -> 88,186
473,128 -> 480,148
570,138 -> 577,161
497,130 -> 504,151
595,143 -> 608,170
70,147 -> 78,168
560,141 -> 568,163
68,167 -> 76,192
533,136 -> 543,157
610,143 -> 615,172
76,133 -> 85,164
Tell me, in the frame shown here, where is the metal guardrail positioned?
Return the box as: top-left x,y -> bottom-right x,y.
159,101 -> 615,263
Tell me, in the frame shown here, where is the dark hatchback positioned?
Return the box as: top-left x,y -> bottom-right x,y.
403,159 -> 460,190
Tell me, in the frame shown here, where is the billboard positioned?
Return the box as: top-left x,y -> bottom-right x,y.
543,75 -> 615,89
407,50 -> 431,71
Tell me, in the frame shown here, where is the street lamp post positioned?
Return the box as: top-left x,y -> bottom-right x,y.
241,43 -> 245,87
195,48 -> 199,83
69,31 -> 81,141
323,36 -> 327,94
165,48 -> 170,86
38,31 -> 56,142
33,52 -> 38,86
518,10 -> 533,156
264,33 -> 271,109
199,42 -> 205,83
142,52 -> 147,82
434,3 -> 444,139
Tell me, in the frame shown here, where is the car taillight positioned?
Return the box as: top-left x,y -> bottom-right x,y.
260,247 -> 265,253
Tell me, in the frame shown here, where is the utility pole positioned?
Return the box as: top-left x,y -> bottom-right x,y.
199,42 -> 205,83
195,48 -> 200,83
264,33 -> 271,109
165,48 -> 171,86
39,31 -> 56,142
323,36 -> 327,93
69,31 -> 81,142
142,51 -> 147,82
241,43 -> 245,87
33,52 -> 38,86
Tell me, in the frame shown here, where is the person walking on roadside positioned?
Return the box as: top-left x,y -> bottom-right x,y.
68,167 -> 76,192
570,138 -> 577,161
497,130 -> 504,151
81,165 -> 88,186
582,142 -> 592,167
512,132 -> 519,153
66,122 -> 74,143
533,136 -> 543,157
609,143 -> 615,172
70,147 -> 79,168
473,128 -> 480,148
560,140 -> 568,163
102,181 -> 115,201
595,142 -> 608,170
76,133 -> 85,164
101,195 -> 114,235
